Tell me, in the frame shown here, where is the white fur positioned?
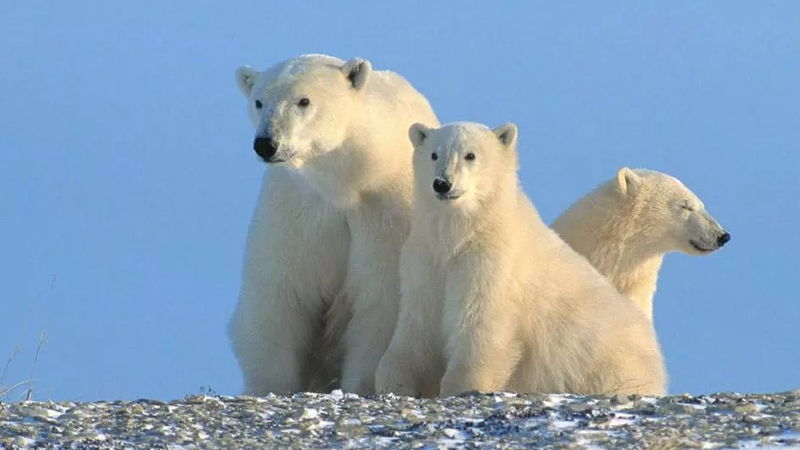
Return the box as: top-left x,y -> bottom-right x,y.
228,54 -> 439,395
376,123 -> 666,397
552,168 -> 729,320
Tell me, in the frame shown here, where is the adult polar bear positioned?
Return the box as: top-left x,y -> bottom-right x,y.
229,55 -> 439,395
552,169 -> 730,321
376,123 -> 666,397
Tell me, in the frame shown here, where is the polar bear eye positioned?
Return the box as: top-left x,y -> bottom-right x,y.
254,100 -> 263,109
297,98 -> 311,107
465,153 -> 476,161
681,203 -> 695,212
431,153 -> 438,161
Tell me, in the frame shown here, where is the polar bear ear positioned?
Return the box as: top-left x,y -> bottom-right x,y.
236,66 -> 259,97
341,58 -> 372,91
409,123 -> 432,148
493,123 -> 518,150
616,167 -> 640,196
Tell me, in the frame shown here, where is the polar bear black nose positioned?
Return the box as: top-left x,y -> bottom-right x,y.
253,137 -> 279,161
433,178 -> 453,194
717,232 -> 731,247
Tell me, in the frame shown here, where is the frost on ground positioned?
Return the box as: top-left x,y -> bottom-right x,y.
1,391 -> 799,449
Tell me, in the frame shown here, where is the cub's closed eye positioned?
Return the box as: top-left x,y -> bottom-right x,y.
297,98 -> 310,107
431,153 -> 438,161
681,204 -> 695,211
255,100 -> 263,109
465,153 -> 476,161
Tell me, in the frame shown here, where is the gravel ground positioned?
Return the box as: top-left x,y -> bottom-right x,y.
1,391 -> 799,449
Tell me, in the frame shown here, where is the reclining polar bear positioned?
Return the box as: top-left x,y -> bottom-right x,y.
552,168 -> 730,320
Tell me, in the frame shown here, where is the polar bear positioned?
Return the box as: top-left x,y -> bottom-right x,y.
375,122 -> 666,397
552,168 -> 730,321
228,54 -> 439,395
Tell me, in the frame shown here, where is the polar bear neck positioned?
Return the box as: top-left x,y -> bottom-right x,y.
295,134 -> 414,211
552,183 -> 666,321
420,178 -> 525,262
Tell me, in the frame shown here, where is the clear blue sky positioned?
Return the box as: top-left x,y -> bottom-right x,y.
1,1 -> 798,401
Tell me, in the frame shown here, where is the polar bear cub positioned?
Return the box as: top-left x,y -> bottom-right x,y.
375,122 -> 666,397
552,168 -> 730,321
229,54 -> 438,395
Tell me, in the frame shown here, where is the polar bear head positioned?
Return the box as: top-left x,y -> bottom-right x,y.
409,122 -> 519,214
615,168 -> 730,255
235,55 -> 371,167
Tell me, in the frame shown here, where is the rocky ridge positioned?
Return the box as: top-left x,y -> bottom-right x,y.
1,391 -> 799,449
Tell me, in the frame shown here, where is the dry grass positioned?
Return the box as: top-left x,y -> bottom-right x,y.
0,329 -> 48,402
0,345 -> 30,401
1,276 -> 55,402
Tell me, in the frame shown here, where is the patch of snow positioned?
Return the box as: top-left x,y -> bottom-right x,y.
544,394 -> 568,407
574,438 -> 605,450
436,438 -> 469,449
39,407 -> 64,419
298,407 -> 319,420
550,419 -> 578,430
442,428 -> 469,440
733,442 -> 790,450
15,436 -> 36,446
779,429 -> 800,440
457,417 -> 484,425
606,415 -> 637,427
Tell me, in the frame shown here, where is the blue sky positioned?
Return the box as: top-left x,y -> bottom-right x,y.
1,1 -> 797,401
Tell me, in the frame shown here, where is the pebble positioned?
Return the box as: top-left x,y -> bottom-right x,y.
733,403 -> 760,414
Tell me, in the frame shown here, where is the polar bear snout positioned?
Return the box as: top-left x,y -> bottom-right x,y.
433,178 -> 453,194
689,229 -> 730,253
253,136 -> 279,162
433,177 -> 463,200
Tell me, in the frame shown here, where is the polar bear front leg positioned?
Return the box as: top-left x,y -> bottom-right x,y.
339,211 -> 407,395
438,255 -> 521,397
339,260 -> 401,394
228,170 -> 349,395
375,243 -> 445,397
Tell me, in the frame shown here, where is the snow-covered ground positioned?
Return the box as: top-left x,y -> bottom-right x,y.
1,391 -> 798,449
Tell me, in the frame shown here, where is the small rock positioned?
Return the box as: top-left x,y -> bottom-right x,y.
610,394 -> 629,405
734,403 -> 759,414
567,402 -> 593,414
658,403 -> 697,415
295,407 -> 319,420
